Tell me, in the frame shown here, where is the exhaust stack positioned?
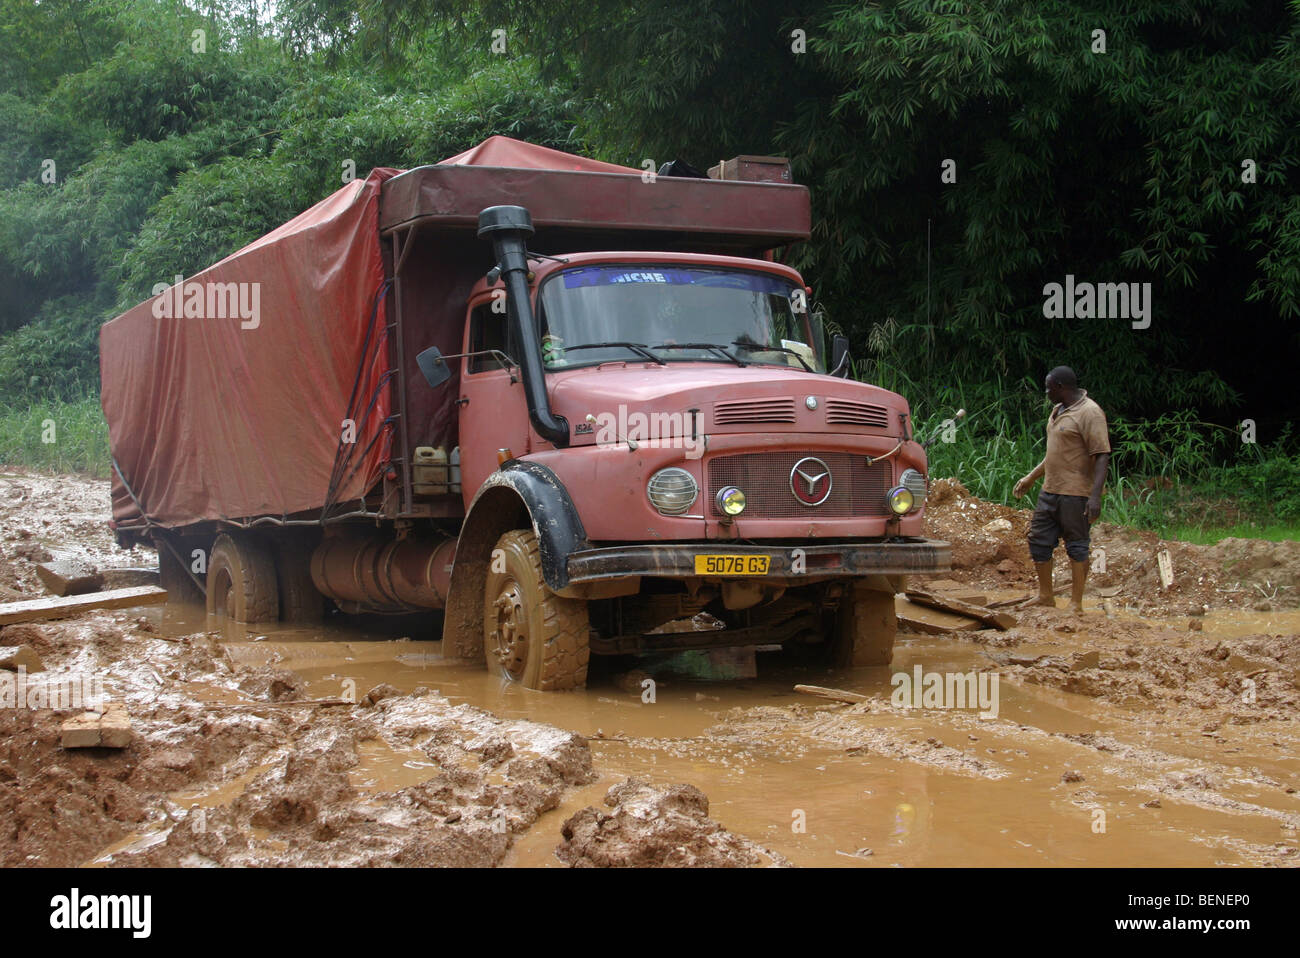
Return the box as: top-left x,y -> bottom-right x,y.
477,206 -> 570,447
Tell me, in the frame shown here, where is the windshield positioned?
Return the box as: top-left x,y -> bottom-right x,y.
537,265 -> 824,372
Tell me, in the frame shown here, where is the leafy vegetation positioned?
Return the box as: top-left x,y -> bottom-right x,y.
0,396 -> 110,477
914,394 -> 1299,541
0,0 -> 1294,544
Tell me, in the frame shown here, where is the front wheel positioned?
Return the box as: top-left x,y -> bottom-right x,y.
483,529 -> 590,690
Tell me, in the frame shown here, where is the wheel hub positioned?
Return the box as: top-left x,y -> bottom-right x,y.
490,582 -> 528,680
212,569 -> 234,619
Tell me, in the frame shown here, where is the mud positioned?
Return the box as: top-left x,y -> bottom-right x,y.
925,477 -> 1298,614
556,779 -> 790,867
1,467 -> 1298,867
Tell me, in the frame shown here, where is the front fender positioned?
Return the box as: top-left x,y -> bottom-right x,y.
441,460 -> 590,660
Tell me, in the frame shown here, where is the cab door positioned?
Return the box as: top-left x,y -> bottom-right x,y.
457,300 -> 532,503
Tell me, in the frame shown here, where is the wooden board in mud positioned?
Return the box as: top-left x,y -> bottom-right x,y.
904,589 -> 1016,630
0,585 -> 167,625
895,595 -> 982,634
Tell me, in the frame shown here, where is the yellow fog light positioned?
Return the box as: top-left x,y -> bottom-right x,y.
716,486 -> 747,517
886,485 -> 914,515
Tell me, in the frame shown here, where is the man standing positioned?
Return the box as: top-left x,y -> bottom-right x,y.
1012,366 -> 1110,613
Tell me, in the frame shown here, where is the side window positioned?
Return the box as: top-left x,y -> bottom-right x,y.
468,303 -> 511,373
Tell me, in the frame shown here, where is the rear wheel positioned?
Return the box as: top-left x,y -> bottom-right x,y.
206,533 -> 279,624
830,579 -> 898,667
275,538 -> 324,622
483,529 -> 589,690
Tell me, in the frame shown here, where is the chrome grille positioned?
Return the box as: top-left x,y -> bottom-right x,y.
708,452 -> 893,517
714,397 -> 797,424
825,399 -> 889,427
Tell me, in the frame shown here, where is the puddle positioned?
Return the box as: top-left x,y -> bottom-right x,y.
1200,608 -> 1300,639
349,739 -> 441,791
171,757 -> 284,808
144,602 -> 1296,867
178,613 -> 1294,868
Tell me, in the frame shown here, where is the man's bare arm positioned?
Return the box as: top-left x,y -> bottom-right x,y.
1013,458 -> 1046,498
1087,453 -> 1109,522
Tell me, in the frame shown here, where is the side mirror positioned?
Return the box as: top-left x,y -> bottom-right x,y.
829,335 -> 851,378
416,346 -> 452,388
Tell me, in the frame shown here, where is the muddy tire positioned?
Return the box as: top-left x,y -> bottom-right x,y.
483,529 -> 589,690
206,533 -> 279,624
830,581 -> 897,667
275,539 -> 324,622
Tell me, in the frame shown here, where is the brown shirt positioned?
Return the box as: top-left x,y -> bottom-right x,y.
1043,390 -> 1110,497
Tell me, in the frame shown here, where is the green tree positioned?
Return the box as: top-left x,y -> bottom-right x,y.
286,0 -> 1300,433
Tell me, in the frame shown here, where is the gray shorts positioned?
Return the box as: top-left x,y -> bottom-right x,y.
1028,491 -> 1090,563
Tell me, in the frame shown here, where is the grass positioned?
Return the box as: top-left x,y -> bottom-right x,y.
1116,489 -> 1300,543
0,395 -> 111,477
906,382 -> 1300,544
1163,522 -> 1300,545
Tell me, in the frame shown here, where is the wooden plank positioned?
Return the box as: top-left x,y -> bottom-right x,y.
912,577 -> 969,591
913,578 -> 987,605
904,589 -> 1016,630
896,596 -> 981,634
0,586 -> 167,625
794,684 -> 868,704
197,698 -> 352,712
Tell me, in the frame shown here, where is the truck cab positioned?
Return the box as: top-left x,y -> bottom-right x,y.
431,209 -> 948,689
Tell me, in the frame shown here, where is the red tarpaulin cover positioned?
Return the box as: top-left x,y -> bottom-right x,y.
101,167 -> 400,528
438,135 -> 640,174
100,137 -> 804,532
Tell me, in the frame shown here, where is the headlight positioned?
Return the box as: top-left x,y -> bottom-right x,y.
715,486 -> 746,517
899,468 -> 927,504
886,485 -> 914,515
647,468 -> 698,515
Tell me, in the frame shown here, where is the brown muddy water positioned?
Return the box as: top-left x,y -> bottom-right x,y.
136,602 -> 1300,868
6,470 -> 1296,867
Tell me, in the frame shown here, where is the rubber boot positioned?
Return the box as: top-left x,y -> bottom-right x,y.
1070,559 -> 1088,614
1033,561 -> 1056,607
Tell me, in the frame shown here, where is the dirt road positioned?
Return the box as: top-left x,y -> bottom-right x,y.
1,470 -> 1296,866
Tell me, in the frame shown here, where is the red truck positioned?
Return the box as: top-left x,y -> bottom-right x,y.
101,136 -> 950,690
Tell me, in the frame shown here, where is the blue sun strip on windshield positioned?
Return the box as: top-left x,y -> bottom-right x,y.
560,266 -> 791,294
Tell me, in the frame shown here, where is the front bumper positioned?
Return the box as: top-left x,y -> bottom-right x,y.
565,537 -> 950,585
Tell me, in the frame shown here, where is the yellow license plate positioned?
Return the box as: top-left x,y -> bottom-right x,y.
694,554 -> 770,576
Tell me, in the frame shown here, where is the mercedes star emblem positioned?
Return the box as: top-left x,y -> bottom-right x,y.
790,456 -> 832,506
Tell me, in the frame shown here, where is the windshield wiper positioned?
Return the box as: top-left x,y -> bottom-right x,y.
729,341 -> 814,372
560,342 -> 666,365
648,343 -> 747,367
